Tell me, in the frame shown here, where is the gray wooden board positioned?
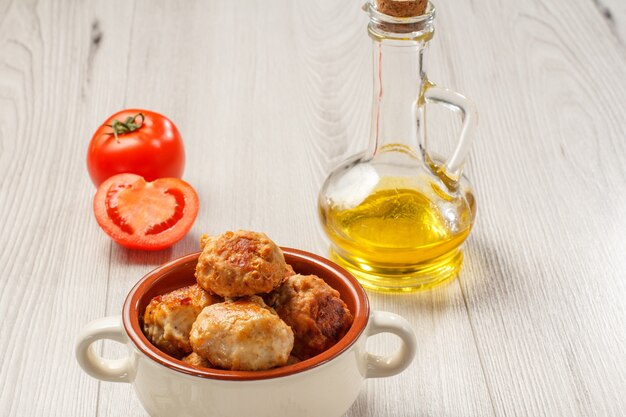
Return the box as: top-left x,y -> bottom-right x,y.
0,0 -> 624,416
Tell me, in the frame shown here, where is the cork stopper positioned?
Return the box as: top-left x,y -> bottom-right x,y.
375,0 -> 428,17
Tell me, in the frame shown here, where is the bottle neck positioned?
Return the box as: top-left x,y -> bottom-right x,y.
367,39 -> 429,158
365,1 -> 435,160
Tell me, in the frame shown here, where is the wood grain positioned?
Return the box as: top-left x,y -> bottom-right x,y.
590,0 -> 626,47
0,0 -> 624,416
428,0 -> 626,416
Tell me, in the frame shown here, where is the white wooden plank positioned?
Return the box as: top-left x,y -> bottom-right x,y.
0,1 -> 116,416
429,0 -> 626,415
589,0 -> 626,46
0,0 -> 624,416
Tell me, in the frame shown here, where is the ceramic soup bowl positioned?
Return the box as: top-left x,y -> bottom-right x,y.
75,248 -> 417,417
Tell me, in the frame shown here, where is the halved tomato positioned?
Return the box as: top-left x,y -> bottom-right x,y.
93,173 -> 199,250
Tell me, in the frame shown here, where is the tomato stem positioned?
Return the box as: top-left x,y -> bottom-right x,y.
105,113 -> 145,142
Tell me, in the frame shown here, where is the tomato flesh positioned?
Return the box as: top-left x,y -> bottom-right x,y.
94,174 -> 199,250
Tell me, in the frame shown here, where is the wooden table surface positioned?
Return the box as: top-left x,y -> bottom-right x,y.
1,0 -> 625,416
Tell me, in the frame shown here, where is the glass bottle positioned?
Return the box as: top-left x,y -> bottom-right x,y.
318,1 -> 478,292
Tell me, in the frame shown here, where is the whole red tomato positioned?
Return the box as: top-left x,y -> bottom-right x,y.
87,109 -> 185,186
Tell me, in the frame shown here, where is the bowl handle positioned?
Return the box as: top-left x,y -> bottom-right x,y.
75,316 -> 133,383
365,311 -> 417,378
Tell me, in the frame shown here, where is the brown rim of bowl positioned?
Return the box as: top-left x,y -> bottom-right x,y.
122,247 -> 370,381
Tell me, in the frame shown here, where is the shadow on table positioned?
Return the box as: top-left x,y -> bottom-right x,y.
113,246 -> 173,266
110,230 -> 206,266
456,236 -> 521,308
375,236 -> 521,315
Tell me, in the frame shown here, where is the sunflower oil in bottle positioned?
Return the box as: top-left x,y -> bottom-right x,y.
317,1 -> 478,292
319,161 -> 476,291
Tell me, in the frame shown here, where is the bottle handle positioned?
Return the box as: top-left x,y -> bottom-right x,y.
423,84 -> 478,178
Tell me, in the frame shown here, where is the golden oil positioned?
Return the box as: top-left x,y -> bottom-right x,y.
317,2 -> 478,292
319,177 -> 474,292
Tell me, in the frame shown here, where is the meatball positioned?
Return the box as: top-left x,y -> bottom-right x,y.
189,296 -> 294,371
195,230 -> 288,297
267,274 -> 353,360
284,263 -> 295,279
286,355 -> 301,365
182,352 -> 211,369
143,284 -> 219,358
